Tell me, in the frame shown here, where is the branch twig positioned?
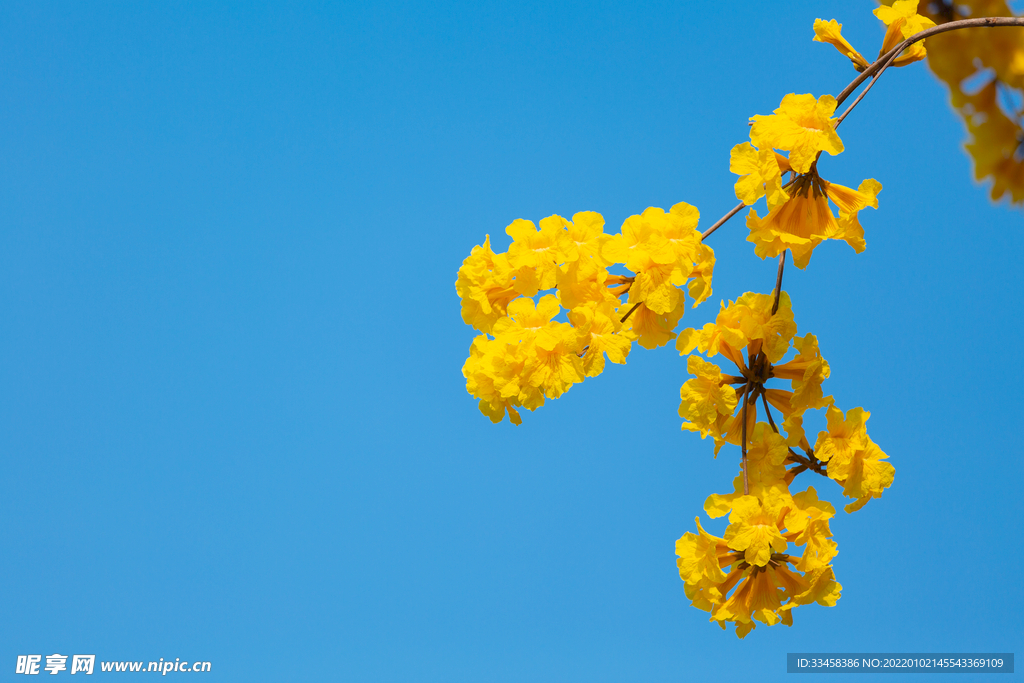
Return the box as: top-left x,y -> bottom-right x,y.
771,251 -> 786,315
740,382 -> 751,495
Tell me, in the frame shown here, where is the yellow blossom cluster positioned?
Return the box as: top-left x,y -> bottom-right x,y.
676,487 -> 842,638
676,291 -> 894,508
735,93 -> 882,269
673,291 -> 894,636
457,205 -> 715,424
453,0 -> 1024,641
910,0 -> 1024,202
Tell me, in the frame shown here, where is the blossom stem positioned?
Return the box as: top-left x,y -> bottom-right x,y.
786,449 -> 828,477
740,381 -> 751,495
771,251 -> 787,315
835,16 -> 1024,125
761,392 -> 779,433
619,301 -> 643,323
700,201 -> 745,241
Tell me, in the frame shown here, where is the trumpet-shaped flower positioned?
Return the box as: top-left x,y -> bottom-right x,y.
679,356 -> 739,438
724,492 -> 790,567
813,18 -> 870,71
505,217 -> 575,294
771,334 -> 833,413
746,170 -> 881,269
462,295 -> 589,424
731,142 -> 792,210
814,405 -> 870,469
456,236 -> 520,333
814,405 -> 895,511
604,204 -> 714,312
567,299 -> 633,377
743,424 -> 791,488
555,258 -> 618,311
677,483 -> 844,637
874,0 -> 937,67
789,566 -> 842,607
749,94 -> 844,174
676,517 -> 732,586
624,299 -> 687,350
563,210 -> 611,265
829,437 -> 896,512
678,291 -> 797,365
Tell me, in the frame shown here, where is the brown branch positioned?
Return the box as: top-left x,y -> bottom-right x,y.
740,382 -> 751,495
787,463 -> 809,477
835,16 -> 1024,125
771,251 -> 786,315
761,392 -> 779,433
619,301 -> 643,323
700,201 -> 745,242
785,449 -> 829,478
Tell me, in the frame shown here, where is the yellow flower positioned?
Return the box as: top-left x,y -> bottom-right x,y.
677,484 -> 844,637
624,298 -> 687,350
713,564 -> 801,633
495,295 -> 584,400
462,294 -> 590,424
954,79 -> 1024,204
676,517 -> 731,586
743,424 -> 791,487
567,300 -> 633,377
771,334 -> 832,413
813,18 -> 870,71
814,405 -> 895,511
783,488 -> 837,572
598,203 -> 715,350
602,208 -> 674,276
730,142 -> 792,210
746,169 -> 881,269
505,216 -> 576,294
749,93 -> 844,174
788,566 -> 842,607
677,291 -> 796,365
678,292 -> 830,454
874,0 -> 937,67
604,204 -> 714,313
455,235 -> 520,334
462,335 -> 525,425
555,258 -> 617,311
814,405 -> 870,469
829,438 -> 896,512
563,210 -> 611,265
678,356 -> 739,438
724,492 -> 790,567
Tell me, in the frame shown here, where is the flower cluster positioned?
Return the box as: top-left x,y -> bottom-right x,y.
918,0 -> 1024,203
676,488 -> 842,638
735,93 -> 882,269
452,0 -> 1024,641
673,290 -> 893,636
457,205 -> 714,424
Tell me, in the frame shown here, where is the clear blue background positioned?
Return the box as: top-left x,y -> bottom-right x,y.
1,1 -> 1021,680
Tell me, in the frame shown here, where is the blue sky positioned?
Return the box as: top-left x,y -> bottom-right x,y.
1,1 -> 1021,680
